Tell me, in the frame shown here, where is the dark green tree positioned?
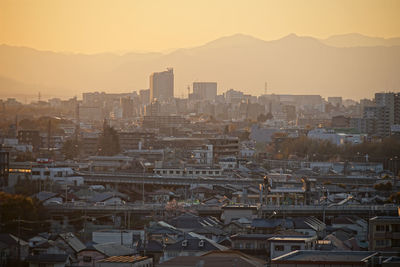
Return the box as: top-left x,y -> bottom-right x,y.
61,139 -> 81,160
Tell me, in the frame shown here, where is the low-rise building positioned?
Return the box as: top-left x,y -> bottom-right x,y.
369,216 -> 400,252
269,236 -> 317,260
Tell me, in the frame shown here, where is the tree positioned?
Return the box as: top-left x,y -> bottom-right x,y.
257,114 -> 268,122
62,139 -> 81,160
388,192 -> 400,204
98,123 -> 120,156
257,112 -> 273,123
374,182 -> 393,191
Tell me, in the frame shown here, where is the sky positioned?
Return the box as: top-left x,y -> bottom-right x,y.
1,0 -> 400,54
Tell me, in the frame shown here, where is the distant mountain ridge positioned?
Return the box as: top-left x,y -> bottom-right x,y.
0,33 -> 399,101
322,33 -> 400,47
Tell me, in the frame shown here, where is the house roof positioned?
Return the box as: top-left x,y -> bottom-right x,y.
230,234 -> 273,240
97,255 -> 149,263
157,250 -> 266,267
168,213 -> 221,230
272,250 -> 377,264
58,233 -> 85,252
89,192 -> 127,202
26,254 -> 69,263
0,233 -> 28,246
251,218 -> 293,229
92,242 -> 135,257
33,191 -> 59,202
165,233 -> 228,252
138,240 -> 164,252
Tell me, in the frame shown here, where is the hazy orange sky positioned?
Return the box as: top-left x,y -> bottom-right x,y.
1,0 -> 400,54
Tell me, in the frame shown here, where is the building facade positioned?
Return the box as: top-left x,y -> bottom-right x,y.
150,68 -> 174,101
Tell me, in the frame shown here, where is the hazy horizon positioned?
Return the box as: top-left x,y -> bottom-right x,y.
1,32 -> 400,56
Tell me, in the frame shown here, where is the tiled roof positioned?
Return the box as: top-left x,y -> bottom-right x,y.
26,254 -> 68,263
97,255 -> 148,263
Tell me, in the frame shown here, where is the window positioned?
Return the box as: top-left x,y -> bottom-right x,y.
375,240 -> 388,247
32,171 -> 40,175
156,171 -> 161,174
275,245 -> 284,251
202,171 -> 206,174
208,171 -> 213,175
215,171 -> 220,175
196,171 -> 200,174
258,243 -> 266,249
376,225 -> 386,232
169,170 -> 173,174
189,171 -> 193,174
176,171 -> 180,174
392,224 -> 400,232
163,171 -> 167,174
392,239 -> 400,247
291,245 -> 301,251
44,171 -> 50,176
245,242 -> 252,249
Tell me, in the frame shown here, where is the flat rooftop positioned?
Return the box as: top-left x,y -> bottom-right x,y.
370,216 -> 400,221
272,250 -> 377,264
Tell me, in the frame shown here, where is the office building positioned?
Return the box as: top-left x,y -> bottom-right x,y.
150,68 -> 174,101
192,82 -> 217,101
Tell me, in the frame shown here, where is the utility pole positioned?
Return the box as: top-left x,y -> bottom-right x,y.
48,119 -> 51,151
17,216 -> 21,266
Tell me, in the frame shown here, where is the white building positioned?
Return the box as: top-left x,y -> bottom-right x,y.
269,236 -> 317,260
307,128 -> 365,145
218,156 -> 237,170
192,145 -> 213,165
31,167 -> 83,186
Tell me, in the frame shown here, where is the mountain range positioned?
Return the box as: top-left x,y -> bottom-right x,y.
0,33 -> 399,101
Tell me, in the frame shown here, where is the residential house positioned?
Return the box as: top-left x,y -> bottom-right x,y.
230,234 -> 271,260
221,205 -> 258,224
77,242 -> 135,266
268,236 -> 317,260
0,234 -> 29,264
26,254 -> 70,267
161,232 -> 228,262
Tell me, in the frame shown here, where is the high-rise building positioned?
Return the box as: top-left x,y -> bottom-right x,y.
375,92 -> 395,125
327,97 -> 343,107
139,89 -> 150,105
192,82 -> 217,101
149,68 -> 174,101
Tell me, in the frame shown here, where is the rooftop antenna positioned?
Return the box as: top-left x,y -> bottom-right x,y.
75,103 -> 80,143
